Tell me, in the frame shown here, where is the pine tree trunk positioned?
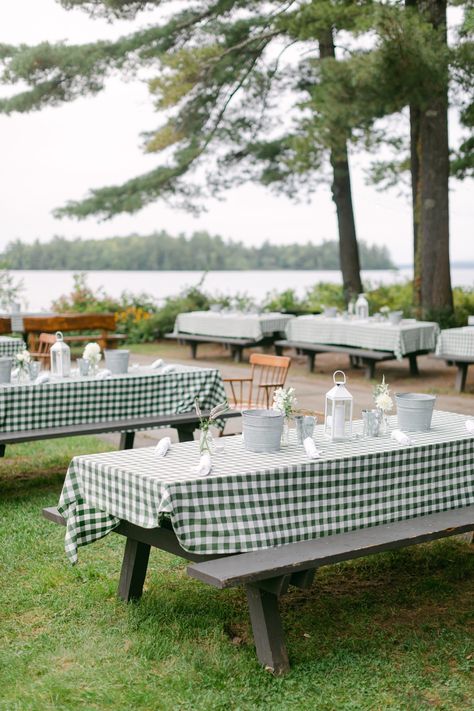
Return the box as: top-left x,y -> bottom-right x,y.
411,0 -> 453,317
318,29 -> 363,302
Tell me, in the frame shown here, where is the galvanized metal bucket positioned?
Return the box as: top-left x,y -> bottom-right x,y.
395,392 -> 436,432
104,349 -> 130,375
388,311 -> 403,325
242,409 -> 284,453
0,357 -> 12,384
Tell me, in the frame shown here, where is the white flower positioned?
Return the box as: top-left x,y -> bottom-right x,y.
15,349 -> 31,366
83,342 -> 102,362
375,392 -> 393,412
272,387 -> 297,417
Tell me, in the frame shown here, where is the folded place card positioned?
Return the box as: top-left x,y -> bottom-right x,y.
303,437 -> 322,459
193,453 -> 212,477
95,369 -> 112,380
465,420 -> 474,435
161,364 -> 176,374
150,358 -> 164,369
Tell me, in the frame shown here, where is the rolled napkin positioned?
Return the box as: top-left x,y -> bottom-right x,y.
193,453 -> 212,477
465,420 -> 474,435
155,436 -> 171,457
303,437 -> 322,459
95,369 -> 112,380
391,429 -> 413,446
161,364 -> 176,374
35,372 -> 50,384
151,358 -> 164,369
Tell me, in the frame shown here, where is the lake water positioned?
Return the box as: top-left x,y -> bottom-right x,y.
10,268 -> 474,310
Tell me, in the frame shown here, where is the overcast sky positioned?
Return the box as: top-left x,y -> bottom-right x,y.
0,0 -> 472,265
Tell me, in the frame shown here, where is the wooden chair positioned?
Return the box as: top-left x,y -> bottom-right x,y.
223,353 -> 292,410
29,332 -> 56,369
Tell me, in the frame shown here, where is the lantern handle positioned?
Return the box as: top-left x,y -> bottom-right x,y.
55,331 -> 64,341
333,370 -> 346,385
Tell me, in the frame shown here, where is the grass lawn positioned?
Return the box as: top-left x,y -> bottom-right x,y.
0,440 -> 473,711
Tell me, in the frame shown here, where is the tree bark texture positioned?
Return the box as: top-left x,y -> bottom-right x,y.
318,29 -> 363,302
411,0 -> 453,316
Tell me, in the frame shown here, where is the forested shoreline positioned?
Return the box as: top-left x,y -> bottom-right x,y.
2,232 -> 395,271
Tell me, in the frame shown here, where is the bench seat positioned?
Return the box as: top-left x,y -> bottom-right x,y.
275,339 -> 425,378
43,503 -> 473,675
431,353 -> 474,393
165,332 -> 275,362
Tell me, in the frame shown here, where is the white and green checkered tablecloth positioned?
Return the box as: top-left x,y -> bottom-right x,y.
0,336 -> 25,356
58,411 -> 474,563
286,316 -> 439,360
436,328 -> 474,358
174,311 -> 292,340
0,365 -> 226,433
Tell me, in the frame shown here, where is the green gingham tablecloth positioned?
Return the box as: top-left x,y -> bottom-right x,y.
58,411 -> 474,564
286,316 -> 439,360
0,336 -> 25,356
436,328 -> 474,358
0,365 -> 226,433
174,311 -> 293,340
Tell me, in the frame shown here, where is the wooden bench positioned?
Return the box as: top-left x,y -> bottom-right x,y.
23,314 -> 126,351
0,409 -> 241,457
432,354 -> 474,393
275,340 -> 427,379
42,505 -> 473,675
165,332 -> 276,362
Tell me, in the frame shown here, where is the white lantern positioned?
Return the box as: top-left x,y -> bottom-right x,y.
50,331 -> 71,377
324,370 -> 353,441
355,293 -> 369,320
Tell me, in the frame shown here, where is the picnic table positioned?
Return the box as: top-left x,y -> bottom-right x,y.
277,315 -> 439,377
168,311 -> 293,361
0,336 -> 25,357
46,410 -> 474,673
0,364 -> 228,455
435,327 -> 474,392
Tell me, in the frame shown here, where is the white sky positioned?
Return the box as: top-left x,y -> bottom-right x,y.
0,0 -> 472,264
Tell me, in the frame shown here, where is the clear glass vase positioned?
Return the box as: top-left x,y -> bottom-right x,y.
377,408 -> 389,435
281,417 -> 290,446
17,367 -> 30,384
199,428 -> 215,456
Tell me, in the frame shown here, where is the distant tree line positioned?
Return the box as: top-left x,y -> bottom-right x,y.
1,233 -> 394,271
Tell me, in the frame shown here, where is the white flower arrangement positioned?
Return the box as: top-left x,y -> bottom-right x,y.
15,349 -> 31,371
272,387 -> 297,417
373,375 -> 393,413
380,306 -> 390,315
83,342 -> 102,366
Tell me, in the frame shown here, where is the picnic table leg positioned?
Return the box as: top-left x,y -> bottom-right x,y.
275,344 -> 283,356
245,584 -> 290,675
305,351 -> 315,373
232,347 -> 243,363
176,424 -> 196,442
118,538 -> 151,602
120,431 -> 135,450
363,359 -> 376,380
408,353 -> 419,376
189,342 -> 198,359
454,362 -> 468,393
0,444 -> 5,458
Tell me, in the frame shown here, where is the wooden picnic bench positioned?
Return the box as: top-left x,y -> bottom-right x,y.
275,340 -> 427,379
432,354 -> 474,393
165,332 -> 275,362
42,505 -> 473,675
22,313 -> 126,351
0,410 -> 241,457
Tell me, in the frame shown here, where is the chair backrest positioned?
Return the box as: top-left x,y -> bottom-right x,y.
35,332 -> 57,366
249,353 -> 291,408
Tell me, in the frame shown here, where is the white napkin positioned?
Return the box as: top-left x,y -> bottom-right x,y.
391,429 -> 413,446
303,437 -> 322,459
35,372 -> 50,384
161,364 -> 176,374
465,420 -> 474,435
95,369 -> 112,380
155,437 -> 171,457
193,453 -> 212,477
150,358 -> 164,369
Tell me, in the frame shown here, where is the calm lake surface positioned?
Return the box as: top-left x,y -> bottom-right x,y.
12,268 -> 474,310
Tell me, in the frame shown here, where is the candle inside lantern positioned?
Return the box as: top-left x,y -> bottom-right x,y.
333,402 -> 346,439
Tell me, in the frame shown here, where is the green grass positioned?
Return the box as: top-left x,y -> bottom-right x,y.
1,442 -> 473,711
